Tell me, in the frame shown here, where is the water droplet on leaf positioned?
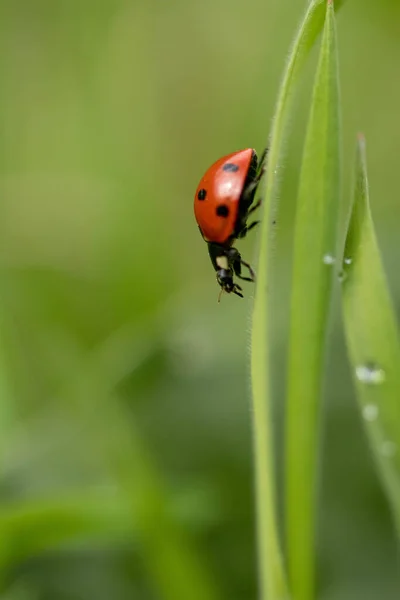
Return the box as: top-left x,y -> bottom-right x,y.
362,404 -> 379,421
323,254 -> 335,265
355,363 -> 386,385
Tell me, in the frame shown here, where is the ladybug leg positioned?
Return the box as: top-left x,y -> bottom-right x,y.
247,197 -> 262,216
253,146 -> 269,184
243,170 -> 265,203
226,248 -> 249,280
228,250 -> 256,283
227,248 -> 256,282
237,218 -> 260,240
239,259 -> 256,282
254,166 -> 266,185
235,273 -> 253,282
245,220 -> 260,233
233,285 -> 244,298
241,160 -> 267,209
257,147 -> 269,173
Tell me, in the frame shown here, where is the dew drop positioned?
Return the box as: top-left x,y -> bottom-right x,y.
381,440 -> 397,458
323,254 -> 335,265
344,257 -> 352,265
338,270 -> 347,283
362,404 -> 379,422
355,363 -> 386,385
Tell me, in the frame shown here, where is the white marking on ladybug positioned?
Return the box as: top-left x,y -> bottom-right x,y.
216,256 -> 229,270
218,180 -> 235,197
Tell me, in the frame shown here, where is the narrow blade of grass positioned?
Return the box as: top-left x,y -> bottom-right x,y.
341,135 -> 400,531
251,1 -> 346,599
67,343 -> 223,600
0,494 -> 133,569
285,3 -> 341,600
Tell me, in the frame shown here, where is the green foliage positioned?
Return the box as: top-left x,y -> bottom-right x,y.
342,135 -> 400,532
285,4 -> 341,600
0,0 -> 399,599
251,1 -> 343,598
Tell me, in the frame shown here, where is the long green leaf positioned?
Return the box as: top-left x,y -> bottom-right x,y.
64,341 -> 223,600
285,3 -> 341,600
341,135 -> 400,531
251,1 -> 346,599
0,494 -> 132,568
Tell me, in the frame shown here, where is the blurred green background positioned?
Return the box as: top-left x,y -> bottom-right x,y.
0,0 -> 399,598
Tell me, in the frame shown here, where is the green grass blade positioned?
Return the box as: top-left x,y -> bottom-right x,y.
68,345 -> 222,600
341,135 -> 400,531
0,494 -> 133,569
285,3 -> 341,600
251,1 -> 346,599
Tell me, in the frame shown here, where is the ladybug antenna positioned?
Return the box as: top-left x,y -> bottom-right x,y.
218,288 -> 224,303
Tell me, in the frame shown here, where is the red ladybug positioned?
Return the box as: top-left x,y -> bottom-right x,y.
194,148 -> 267,299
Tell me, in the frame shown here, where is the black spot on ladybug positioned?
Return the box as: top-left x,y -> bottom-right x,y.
222,163 -> 239,172
197,189 -> 207,200
216,204 -> 230,218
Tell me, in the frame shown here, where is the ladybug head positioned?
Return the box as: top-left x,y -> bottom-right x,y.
216,269 -> 243,299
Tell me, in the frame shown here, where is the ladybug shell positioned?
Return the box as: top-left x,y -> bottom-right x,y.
194,148 -> 255,245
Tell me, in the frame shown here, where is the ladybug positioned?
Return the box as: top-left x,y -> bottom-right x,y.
194,147 -> 267,299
